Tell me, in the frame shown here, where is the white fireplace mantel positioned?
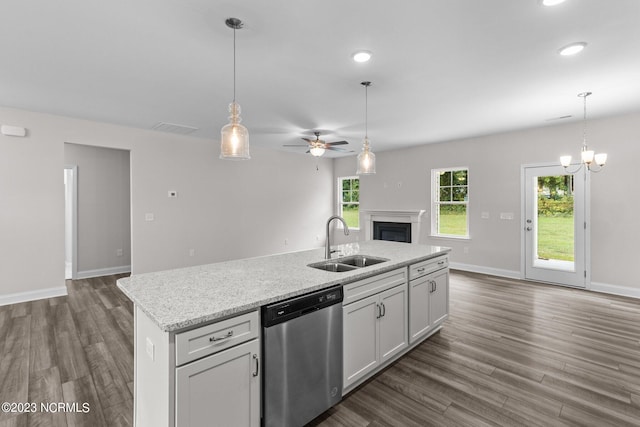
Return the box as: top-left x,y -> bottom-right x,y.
362,209 -> 427,244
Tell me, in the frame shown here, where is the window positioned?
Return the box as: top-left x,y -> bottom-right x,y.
431,167 -> 469,238
338,176 -> 359,229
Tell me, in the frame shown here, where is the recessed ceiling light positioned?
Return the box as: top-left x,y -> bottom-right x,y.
559,42 -> 587,56
352,51 -> 372,63
541,0 -> 566,6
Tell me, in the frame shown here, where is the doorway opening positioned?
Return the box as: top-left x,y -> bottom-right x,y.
64,165 -> 78,280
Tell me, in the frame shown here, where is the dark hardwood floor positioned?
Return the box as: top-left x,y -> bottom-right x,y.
0,274 -> 133,427
1,271 -> 640,426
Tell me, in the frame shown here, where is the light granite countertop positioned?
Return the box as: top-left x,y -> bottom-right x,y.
117,240 -> 451,332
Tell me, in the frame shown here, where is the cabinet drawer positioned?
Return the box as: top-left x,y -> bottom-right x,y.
175,310 -> 260,366
409,256 -> 448,280
343,268 -> 407,306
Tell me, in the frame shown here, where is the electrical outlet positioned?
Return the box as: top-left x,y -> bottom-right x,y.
500,212 -> 514,220
116,248 -> 123,257
284,239 -> 288,246
145,213 -> 154,221
189,249 -> 195,257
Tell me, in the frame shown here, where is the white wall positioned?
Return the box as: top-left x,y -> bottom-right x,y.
64,143 -> 131,276
334,112 -> 640,295
0,106 -> 333,302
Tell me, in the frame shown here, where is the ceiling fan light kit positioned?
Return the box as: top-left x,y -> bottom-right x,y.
220,17 -> 250,160
283,131 -> 350,157
357,81 -> 376,175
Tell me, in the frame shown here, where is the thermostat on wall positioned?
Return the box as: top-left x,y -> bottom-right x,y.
1,125 -> 27,137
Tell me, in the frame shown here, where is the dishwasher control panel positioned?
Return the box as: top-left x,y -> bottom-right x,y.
262,286 -> 343,327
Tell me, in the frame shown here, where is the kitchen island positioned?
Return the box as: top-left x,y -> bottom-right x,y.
118,240 -> 451,427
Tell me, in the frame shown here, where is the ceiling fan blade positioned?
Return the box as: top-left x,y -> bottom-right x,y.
327,147 -> 354,152
326,141 -> 348,146
301,137 -> 313,143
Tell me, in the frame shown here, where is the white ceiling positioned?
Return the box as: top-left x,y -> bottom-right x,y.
2,0 -> 639,157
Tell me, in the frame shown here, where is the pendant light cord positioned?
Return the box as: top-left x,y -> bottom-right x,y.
233,26 -> 236,103
365,83 -> 368,138
582,93 -> 587,148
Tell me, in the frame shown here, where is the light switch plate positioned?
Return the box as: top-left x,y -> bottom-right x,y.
145,213 -> 154,221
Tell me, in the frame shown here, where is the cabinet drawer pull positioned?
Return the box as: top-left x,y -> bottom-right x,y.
252,354 -> 259,377
209,331 -> 234,342
416,267 -> 426,273
437,261 -> 445,266
375,303 -> 381,319
381,302 -> 386,318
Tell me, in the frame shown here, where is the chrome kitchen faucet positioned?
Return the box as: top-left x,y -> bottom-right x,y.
325,215 -> 350,259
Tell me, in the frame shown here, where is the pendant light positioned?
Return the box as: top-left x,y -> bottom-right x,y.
357,81 -> 376,175
220,18 -> 250,160
560,92 -> 607,173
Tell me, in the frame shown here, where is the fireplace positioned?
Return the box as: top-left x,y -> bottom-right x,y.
362,210 -> 426,244
373,221 -> 412,243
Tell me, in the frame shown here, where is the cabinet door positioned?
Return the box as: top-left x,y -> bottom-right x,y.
379,285 -> 408,362
429,269 -> 449,326
409,275 -> 431,344
343,295 -> 379,389
176,339 -> 260,427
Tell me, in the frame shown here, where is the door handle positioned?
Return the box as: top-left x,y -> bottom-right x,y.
375,303 -> 381,319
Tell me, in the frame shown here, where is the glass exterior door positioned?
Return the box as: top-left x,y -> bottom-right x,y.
524,165 -> 586,288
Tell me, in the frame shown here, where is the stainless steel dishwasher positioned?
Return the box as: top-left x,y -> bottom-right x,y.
262,285 -> 343,427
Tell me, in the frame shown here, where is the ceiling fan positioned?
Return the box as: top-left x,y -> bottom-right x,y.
284,131 -> 352,157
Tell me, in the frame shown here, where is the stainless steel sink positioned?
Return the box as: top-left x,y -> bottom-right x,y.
308,261 -> 358,272
308,255 -> 389,272
336,255 -> 389,268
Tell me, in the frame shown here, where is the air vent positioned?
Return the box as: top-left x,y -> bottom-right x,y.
152,122 -> 199,135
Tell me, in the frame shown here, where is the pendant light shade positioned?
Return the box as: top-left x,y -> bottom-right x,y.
357,137 -> 376,174
220,102 -> 249,159
357,81 -> 376,175
220,18 -> 250,160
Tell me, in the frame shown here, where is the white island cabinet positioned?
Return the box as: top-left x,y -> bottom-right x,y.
134,308 -> 260,427
408,255 -> 450,343
342,256 -> 449,393
118,241 -> 450,427
342,268 -> 408,390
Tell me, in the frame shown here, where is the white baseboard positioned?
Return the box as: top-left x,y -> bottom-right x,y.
590,281 -> 640,299
0,286 -> 68,306
449,262 -> 521,280
450,262 -> 639,300
76,265 -> 131,280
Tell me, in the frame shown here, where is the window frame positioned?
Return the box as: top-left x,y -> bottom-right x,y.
337,175 -> 360,230
431,167 -> 470,239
